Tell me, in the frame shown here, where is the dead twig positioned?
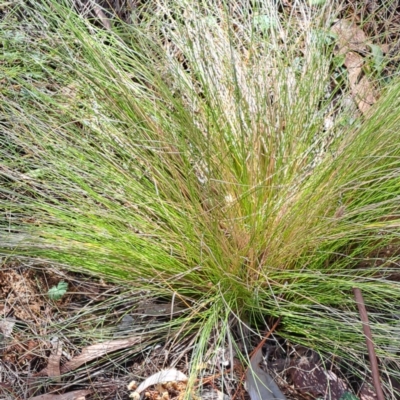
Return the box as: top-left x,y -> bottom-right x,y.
353,287 -> 385,400
249,318 -> 281,362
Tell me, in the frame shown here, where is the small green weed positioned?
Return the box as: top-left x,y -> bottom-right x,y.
47,281 -> 68,301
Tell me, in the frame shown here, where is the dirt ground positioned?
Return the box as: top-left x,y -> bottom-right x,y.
0,261 -> 383,400
4,235 -> 400,396
0,262 -> 191,400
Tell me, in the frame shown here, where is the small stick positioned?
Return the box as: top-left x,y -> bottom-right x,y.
249,318 -> 281,362
353,287 -> 385,400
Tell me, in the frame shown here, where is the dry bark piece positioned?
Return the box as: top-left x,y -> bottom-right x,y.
61,336 -> 141,373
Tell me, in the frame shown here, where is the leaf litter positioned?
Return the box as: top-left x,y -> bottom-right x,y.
331,19 -> 379,116
0,245 -> 391,399
0,261 -> 336,400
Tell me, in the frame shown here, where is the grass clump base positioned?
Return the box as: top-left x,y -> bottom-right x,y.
1,0 -> 400,397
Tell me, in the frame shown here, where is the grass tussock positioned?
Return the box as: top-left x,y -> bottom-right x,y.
1,0 -> 400,394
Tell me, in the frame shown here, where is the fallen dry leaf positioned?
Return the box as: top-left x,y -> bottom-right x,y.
92,3 -> 111,30
352,76 -> 377,115
331,19 -> 368,55
344,51 -> 364,84
61,336 -> 141,373
47,338 -> 63,380
344,51 -> 377,115
331,20 -> 377,116
132,368 -> 188,395
30,389 -> 92,400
